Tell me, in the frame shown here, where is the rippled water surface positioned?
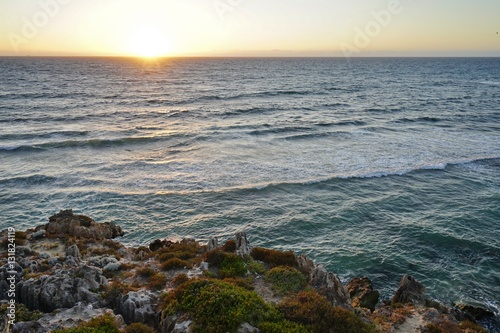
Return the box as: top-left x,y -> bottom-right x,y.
1,57 -> 499,329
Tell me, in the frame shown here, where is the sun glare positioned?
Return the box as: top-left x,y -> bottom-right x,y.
129,27 -> 171,58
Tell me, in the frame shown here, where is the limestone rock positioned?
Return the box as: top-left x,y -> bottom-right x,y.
43,210 -> 124,240
296,254 -> 315,275
11,321 -> 44,333
66,244 -> 81,260
392,275 -> 426,305
456,303 -> 495,321
149,239 -> 174,252
235,232 -> 251,256
237,322 -> 261,333
347,277 -> 380,311
17,265 -> 107,312
115,291 -> 158,327
207,237 -> 218,252
309,265 -> 352,309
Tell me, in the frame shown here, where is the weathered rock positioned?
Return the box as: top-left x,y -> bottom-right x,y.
347,277 -> 380,311
207,237 -> 218,252
17,265 -> 107,312
36,304 -> 125,332
11,321 -> 44,333
456,304 -> 495,321
309,265 -> 352,309
43,210 -> 124,240
392,275 -> 426,305
149,239 -> 174,252
171,320 -> 192,333
235,232 -> 251,256
237,322 -> 261,333
296,254 -> 315,275
29,229 -> 46,241
66,244 -> 81,260
115,291 -> 158,327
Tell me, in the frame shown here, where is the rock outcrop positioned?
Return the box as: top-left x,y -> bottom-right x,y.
115,291 -> 158,327
392,274 -> 426,305
41,209 -> 124,240
17,265 -> 108,312
309,264 -> 352,309
235,232 -> 251,256
347,277 -> 380,311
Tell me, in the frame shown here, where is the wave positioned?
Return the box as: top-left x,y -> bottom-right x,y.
0,133 -> 188,152
0,130 -> 89,141
315,120 -> 367,127
161,156 -> 499,196
394,116 -> 443,124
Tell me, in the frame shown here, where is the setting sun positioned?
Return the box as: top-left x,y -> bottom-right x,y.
128,27 -> 171,58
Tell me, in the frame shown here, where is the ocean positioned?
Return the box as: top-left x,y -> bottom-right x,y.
0,57 -> 499,329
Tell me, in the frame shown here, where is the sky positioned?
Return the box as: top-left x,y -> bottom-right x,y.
0,0 -> 499,57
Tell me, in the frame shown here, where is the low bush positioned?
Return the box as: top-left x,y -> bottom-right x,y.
172,273 -> 190,286
0,303 -> 43,323
219,253 -> 247,278
278,290 -> 375,333
52,313 -> 121,333
123,323 -> 156,333
148,273 -> 167,290
251,247 -> 296,267
222,239 -> 237,252
160,258 -> 191,270
259,320 -> 311,333
163,279 -> 275,333
264,266 -> 307,296
136,267 -> 156,278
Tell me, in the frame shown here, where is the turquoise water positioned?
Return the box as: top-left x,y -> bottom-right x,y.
1,57 -> 499,328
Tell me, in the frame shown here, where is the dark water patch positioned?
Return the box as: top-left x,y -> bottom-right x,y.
0,130 -> 90,141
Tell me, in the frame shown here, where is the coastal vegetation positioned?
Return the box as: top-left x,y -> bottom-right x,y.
0,210 -> 494,333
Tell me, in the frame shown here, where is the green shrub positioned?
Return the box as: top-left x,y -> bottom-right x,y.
264,266 -> 307,296
247,260 -> 266,275
251,247 -> 296,267
172,273 -> 190,286
259,320 -> 311,333
123,323 -> 157,333
222,239 -> 237,252
163,279 -> 275,333
148,273 -> 168,290
204,249 -> 227,266
278,291 -> 375,333
0,303 -> 43,323
52,313 -> 121,333
223,277 -> 255,290
155,243 -> 198,260
136,267 -> 156,278
219,253 -> 247,278
160,258 -> 192,270
101,280 -> 134,307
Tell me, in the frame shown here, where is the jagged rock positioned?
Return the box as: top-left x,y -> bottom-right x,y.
36,304 -> 125,332
235,232 -> 251,256
29,229 -> 46,241
149,239 -> 174,252
237,322 -> 261,332
392,275 -> 426,305
17,265 -> 107,312
11,321 -> 44,333
309,265 -> 352,309
115,291 -> 158,327
456,304 -> 495,321
43,209 -> 124,240
66,244 -> 81,260
171,320 -> 192,333
207,237 -> 218,252
296,254 -> 315,275
347,277 -> 380,311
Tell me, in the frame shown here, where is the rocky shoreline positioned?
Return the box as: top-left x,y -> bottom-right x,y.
0,210 -> 496,333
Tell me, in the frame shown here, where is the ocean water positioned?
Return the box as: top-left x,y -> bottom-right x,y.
1,57 -> 499,329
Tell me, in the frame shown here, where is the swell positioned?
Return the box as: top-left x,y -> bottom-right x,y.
156,156 -> 500,196
0,133 -> 189,152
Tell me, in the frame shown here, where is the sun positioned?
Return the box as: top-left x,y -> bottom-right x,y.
128,27 -> 171,58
